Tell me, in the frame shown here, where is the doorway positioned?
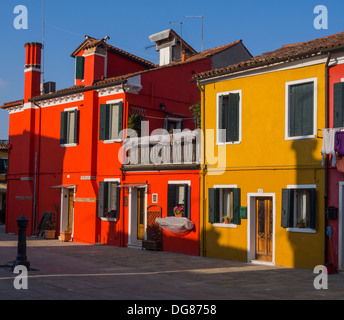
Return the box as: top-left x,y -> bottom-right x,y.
60,187 -> 75,237
255,198 -> 273,262
248,193 -> 275,264
128,187 -> 147,247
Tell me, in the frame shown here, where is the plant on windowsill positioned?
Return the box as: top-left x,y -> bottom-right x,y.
222,216 -> 232,224
173,206 -> 184,218
297,218 -> 305,228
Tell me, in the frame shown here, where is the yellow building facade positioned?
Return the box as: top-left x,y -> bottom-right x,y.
196,52 -> 327,270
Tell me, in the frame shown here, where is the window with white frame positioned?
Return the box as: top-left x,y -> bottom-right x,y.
98,181 -> 120,218
217,91 -> 241,144
99,102 -> 123,141
281,186 -> 316,229
167,182 -> 190,218
208,187 -> 241,225
286,78 -> 317,139
60,109 -> 79,145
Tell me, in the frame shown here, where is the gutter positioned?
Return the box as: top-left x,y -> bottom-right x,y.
29,79 -> 127,103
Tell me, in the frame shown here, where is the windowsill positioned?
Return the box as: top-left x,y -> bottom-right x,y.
102,139 -> 122,144
285,135 -> 316,141
213,223 -> 237,229
286,227 -> 316,233
216,141 -> 241,146
60,143 -> 78,147
100,217 -> 118,222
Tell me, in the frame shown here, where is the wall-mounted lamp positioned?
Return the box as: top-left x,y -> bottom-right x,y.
160,103 -> 166,112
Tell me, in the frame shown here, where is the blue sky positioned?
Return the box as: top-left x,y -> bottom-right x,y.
0,0 -> 343,139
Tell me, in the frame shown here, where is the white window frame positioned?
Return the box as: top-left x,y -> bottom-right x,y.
102,99 -> 123,144
168,180 -> 191,218
286,184 -> 317,233
60,106 -> 78,147
216,90 -> 242,146
212,184 -> 238,228
285,77 -> 317,141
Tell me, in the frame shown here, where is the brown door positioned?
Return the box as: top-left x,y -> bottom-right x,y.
137,188 -> 145,240
256,198 -> 273,262
67,189 -> 74,233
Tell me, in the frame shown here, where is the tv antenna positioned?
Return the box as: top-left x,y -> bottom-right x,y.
184,15 -> 204,51
42,0 -> 45,85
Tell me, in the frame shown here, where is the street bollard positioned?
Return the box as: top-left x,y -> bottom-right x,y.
14,215 -> 30,270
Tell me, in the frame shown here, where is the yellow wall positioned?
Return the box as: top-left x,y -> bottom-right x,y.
201,63 -> 326,270
0,149 -> 8,182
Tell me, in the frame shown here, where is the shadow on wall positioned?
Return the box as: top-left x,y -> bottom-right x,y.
6,130 -> 66,237
290,138 -> 324,270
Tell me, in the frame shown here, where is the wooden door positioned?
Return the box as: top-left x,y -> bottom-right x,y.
67,189 -> 74,233
137,188 -> 145,240
256,198 -> 273,262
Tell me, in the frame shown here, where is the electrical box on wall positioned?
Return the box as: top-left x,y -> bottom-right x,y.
326,206 -> 338,220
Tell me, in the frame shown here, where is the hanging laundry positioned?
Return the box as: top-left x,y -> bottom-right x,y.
321,128 -> 338,167
336,157 -> 344,173
335,131 -> 344,159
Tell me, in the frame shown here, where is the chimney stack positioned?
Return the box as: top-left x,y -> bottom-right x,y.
24,42 -> 42,102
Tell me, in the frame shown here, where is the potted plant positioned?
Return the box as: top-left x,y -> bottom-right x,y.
297,218 -> 305,228
173,206 -> 184,218
60,228 -> 72,242
44,207 -> 57,239
222,216 -> 231,224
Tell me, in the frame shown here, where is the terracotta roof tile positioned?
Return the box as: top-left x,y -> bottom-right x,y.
194,30 -> 344,81
0,99 -> 24,109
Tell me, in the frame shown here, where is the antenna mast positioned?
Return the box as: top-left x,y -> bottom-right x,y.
184,15 -> 204,51
42,0 -> 45,86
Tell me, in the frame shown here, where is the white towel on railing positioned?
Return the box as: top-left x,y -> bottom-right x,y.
321,128 -> 338,166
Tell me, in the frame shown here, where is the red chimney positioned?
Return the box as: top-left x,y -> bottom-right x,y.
24,42 -> 42,102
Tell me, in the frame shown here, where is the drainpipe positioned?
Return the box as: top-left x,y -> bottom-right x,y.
197,80 -> 207,257
324,52 -> 331,264
33,101 -> 42,235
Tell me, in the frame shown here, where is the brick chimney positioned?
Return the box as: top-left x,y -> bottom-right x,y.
24,42 -> 42,102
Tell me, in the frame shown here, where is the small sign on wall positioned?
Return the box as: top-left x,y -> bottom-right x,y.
152,193 -> 158,203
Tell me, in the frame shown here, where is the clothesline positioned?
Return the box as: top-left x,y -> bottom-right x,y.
321,128 -> 344,167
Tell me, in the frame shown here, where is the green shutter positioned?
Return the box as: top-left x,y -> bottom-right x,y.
116,182 -> 121,220
232,188 -> 241,225
333,82 -> 344,128
98,182 -> 105,217
228,93 -> 240,142
289,82 -> 314,137
167,184 -> 176,216
75,56 -> 85,80
118,101 -> 124,140
74,109 -> 79,144
183,184 -> 189,218
99,104 -> 110,140
208,188 -> 219,224
60,111 -> 67,144
281,189 -> 293,228
309,188 -> 317,230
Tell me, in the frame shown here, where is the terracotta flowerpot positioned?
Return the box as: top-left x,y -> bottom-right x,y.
60,232 -> 72,242
174,213 -> 183,218
44,230 -> 56,239
297,222 -> 305,228
224,218 -> 230,224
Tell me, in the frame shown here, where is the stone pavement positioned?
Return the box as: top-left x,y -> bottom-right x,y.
0,224 -> 344,301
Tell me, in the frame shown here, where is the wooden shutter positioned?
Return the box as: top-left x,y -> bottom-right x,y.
75,56 -> 85,80
99,104 -> 110,140
183,184 -> 189,218
117,101 -> 124,140
227,93 -> 240,142
289,83 -> 314,137
116,183 -> 121,220
232,188 -> 241,225
309,188 -> 317,230
208,188 -> 219,224
167,184 -> 176,216
333,82 -> 344,128
281,189 -> 293,228
98,182 -> 105,217
73,109 -> 79,144
60,111 -> 67,144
